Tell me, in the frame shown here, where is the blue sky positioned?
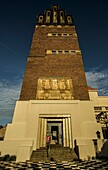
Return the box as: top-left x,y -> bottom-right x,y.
0,0 -> 108,125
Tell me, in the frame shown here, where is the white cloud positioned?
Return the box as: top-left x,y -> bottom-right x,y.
86,68 -> 108,95
0,75 -> 23,125
0,67 -> 108,125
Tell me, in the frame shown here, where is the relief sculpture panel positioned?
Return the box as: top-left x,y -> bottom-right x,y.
36,77 -> 74,100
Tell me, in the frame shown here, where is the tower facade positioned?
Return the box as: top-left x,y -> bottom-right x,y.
0,5 -> 104,162
20,5 -> 89,101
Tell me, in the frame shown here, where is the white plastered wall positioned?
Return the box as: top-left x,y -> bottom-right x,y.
98,97 -> 108,105
0,100 -> 103,161
89,90 -> 108,106
88,90 -> 99,105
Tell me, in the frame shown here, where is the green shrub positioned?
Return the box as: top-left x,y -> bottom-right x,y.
10,155 -> 16,161
0,154 -> 16,162
0,156 -> 3,161
2,154 -> 10,161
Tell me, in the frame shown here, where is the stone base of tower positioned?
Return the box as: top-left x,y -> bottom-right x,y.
0,100 -> 104,162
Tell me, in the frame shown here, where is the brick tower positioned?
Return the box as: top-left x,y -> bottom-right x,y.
0,5 -> 103,162
20,5 -> 89,101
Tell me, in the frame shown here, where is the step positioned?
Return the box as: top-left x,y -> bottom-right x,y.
30,145 -> 78,162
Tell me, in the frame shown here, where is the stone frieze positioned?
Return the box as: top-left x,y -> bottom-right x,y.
36,78 -> 74,100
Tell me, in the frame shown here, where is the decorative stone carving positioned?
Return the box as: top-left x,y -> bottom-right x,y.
51,79 -> 58,90
36,90 -> 44,99
42,79 -> 51,90
65,79 -> 72,90
36,77 -> 74,100
59,79 -> 66,90
38,79 -> 43,90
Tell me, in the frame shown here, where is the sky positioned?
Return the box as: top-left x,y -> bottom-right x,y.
0,0 -> 108,125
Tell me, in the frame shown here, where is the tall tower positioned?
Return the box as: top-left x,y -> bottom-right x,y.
20,5 -> 89,101
0,5 -> 103,162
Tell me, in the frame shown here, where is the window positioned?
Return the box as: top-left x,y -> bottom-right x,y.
68,17 -> 71,20
54,6 -> 57,11
58,50 -> 62,54
47,11 -> 50,16
52,50 -> 56,54
39,16 -> 43,23
52,33 -> 56,36
46,11 -> 51,23
47,33 -> 73,37
67,16 -> 72,24
71,51 -> 76,55
60,11 -> 65,23
65,51 -> 69,54
39,16 -> 43,20
46,50 -> 77,55
63,34 -> 68,36
60,11 -> 64,17
94,107 -> 102,110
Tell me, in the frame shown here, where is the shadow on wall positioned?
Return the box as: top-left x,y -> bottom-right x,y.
74,139 -> 79,158
98,140 -> 108,159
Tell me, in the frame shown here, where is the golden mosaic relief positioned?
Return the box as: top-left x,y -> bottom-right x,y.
36,78 -> 74,100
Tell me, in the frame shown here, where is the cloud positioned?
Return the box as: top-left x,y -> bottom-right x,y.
0,67 -> 108,125
0,74 -> 23,125
86,67 -> 108,96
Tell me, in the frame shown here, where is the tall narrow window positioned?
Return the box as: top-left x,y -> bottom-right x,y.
46,11 -> 51,23
60,11 -> 65,24
53,6 -> 57,23
54,6 -> 57,11
48,11 -> 50,16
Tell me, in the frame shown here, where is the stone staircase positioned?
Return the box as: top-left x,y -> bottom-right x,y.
30,144 -> 78,162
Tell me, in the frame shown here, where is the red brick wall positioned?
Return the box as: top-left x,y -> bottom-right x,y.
20,26 -> 89,100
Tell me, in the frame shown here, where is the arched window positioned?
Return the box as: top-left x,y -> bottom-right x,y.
47,11 -> 50,16
60,11 -> 65,23
53,6 -> 57,23
46,11 -> 51,23
60,11 -> 64,17
38,15 -> 43,23
67,16 -> 72,24
54,6 -> 57,11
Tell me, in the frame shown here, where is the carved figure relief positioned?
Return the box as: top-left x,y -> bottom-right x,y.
51,79 -> 58,90
42,79 -> 51,90
59,79 -> 66,90
36,78 -> 74,100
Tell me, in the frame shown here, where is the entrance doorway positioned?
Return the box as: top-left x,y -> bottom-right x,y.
47,121 -> 63,145
51,126 -> 58,141
38,114 -> 72,149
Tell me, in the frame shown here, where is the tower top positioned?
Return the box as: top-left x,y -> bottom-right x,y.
37,5 -> 73,26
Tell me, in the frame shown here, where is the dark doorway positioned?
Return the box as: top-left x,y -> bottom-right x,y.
51,126 -> 59,143
47,121 -> 63,145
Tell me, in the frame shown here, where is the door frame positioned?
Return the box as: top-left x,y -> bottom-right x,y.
37,114 -> 73,149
